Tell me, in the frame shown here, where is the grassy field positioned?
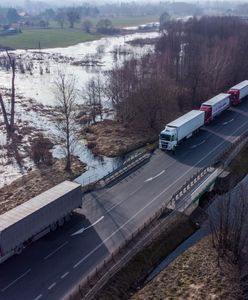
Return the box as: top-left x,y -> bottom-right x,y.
0,15 -> 159,49
96,15 -> 159,28
49,15 -> 159,29
0,29 -> 101,49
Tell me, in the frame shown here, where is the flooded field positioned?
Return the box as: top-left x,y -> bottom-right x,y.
0,31 -> 159,187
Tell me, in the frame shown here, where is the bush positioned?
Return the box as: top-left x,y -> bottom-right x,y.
31,134 -> 54,165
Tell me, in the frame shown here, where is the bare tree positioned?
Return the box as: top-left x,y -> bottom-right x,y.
83,76 -> 104,124
0,93 -> 10,135
66,7 -> 80,29
0,51 -> 16,139
55,8 -> 67,29
7,51 -> 16,134
209,184 -> 248,265
53,70 -> 78,171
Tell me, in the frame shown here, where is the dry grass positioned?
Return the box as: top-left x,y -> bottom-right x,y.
0,157 -> 86,215
131,236 -> 242,300
83,120 -> 157,157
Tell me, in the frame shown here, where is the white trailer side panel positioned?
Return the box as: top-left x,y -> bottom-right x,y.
230,80 -> 248,99
167,110 -> 205,141
202,93 -> 230,118
0,181 -> 82,255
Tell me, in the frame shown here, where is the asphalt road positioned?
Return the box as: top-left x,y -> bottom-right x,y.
1,102 -> 248,300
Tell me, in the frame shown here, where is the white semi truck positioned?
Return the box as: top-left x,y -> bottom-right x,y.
0,180 -> 82,264
228,80 -> 248,105
159,110 -> 205,151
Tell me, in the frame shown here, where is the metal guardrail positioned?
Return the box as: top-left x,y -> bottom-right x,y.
81,151 -> 151,192
101,152 -> 151,187
66,130 -> 248,300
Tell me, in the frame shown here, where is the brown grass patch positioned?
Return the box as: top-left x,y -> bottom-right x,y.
131,236 -> 242,300
0,157 -> 86,215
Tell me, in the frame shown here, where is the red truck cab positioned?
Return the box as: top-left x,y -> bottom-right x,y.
228,89 -> 240,105
200,105 -> 212,125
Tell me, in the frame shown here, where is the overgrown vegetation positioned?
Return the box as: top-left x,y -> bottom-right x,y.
132,236 -> 242,300
209,185 -> 248,266
229,143 -> 248,182
106,16 -> 248,133
31,134 -> 53,165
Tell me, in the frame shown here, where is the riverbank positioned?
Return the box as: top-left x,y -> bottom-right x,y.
132,235 -> 242,300
0,157 -> 86,215
83,120 -> 157,157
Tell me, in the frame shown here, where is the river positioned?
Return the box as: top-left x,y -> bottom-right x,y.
0,31 -> 159,186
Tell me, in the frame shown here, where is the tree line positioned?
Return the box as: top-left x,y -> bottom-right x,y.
106,16 -> 248,133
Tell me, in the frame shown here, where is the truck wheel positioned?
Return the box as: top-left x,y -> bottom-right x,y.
50,222 -> 58,231
65,214 -> 71,222
58,218 -> 64,227
15,244 -> 23,255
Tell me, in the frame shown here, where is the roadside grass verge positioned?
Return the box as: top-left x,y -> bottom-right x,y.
93,214 -> 196,300
0,29 -> 101,49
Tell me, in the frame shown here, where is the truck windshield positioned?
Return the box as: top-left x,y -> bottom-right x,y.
160,133 -> 171,141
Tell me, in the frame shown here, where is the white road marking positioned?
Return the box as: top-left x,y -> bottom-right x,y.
1,269 -> 31,292
71,216 -> 104,236
145,170 -> 165,182
43,241 -> 68,260
190,140 -> 206,149
61,271 -> 69,279
223,118 -> 234,125
34,294 -> 42,300
48,282 -> 56,290
73,120 -> 248,269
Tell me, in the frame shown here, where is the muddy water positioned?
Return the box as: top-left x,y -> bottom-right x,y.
0,31 -> 159,185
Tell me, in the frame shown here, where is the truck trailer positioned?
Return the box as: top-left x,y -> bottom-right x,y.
228,80 -> 248,105
200,93 -> 230,124
0,180 -> 82,264
159,110 -> 205,151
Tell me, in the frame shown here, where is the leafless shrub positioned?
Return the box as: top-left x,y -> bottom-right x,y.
31,134 -> 53,166
52,68 -> 79,171
209,184 -> 248,266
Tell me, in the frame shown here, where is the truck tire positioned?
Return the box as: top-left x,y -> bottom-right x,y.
50,222 -> 57,231
58,218 -> 64,227
15,244 -> 23,255
65,214 -> 71,222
